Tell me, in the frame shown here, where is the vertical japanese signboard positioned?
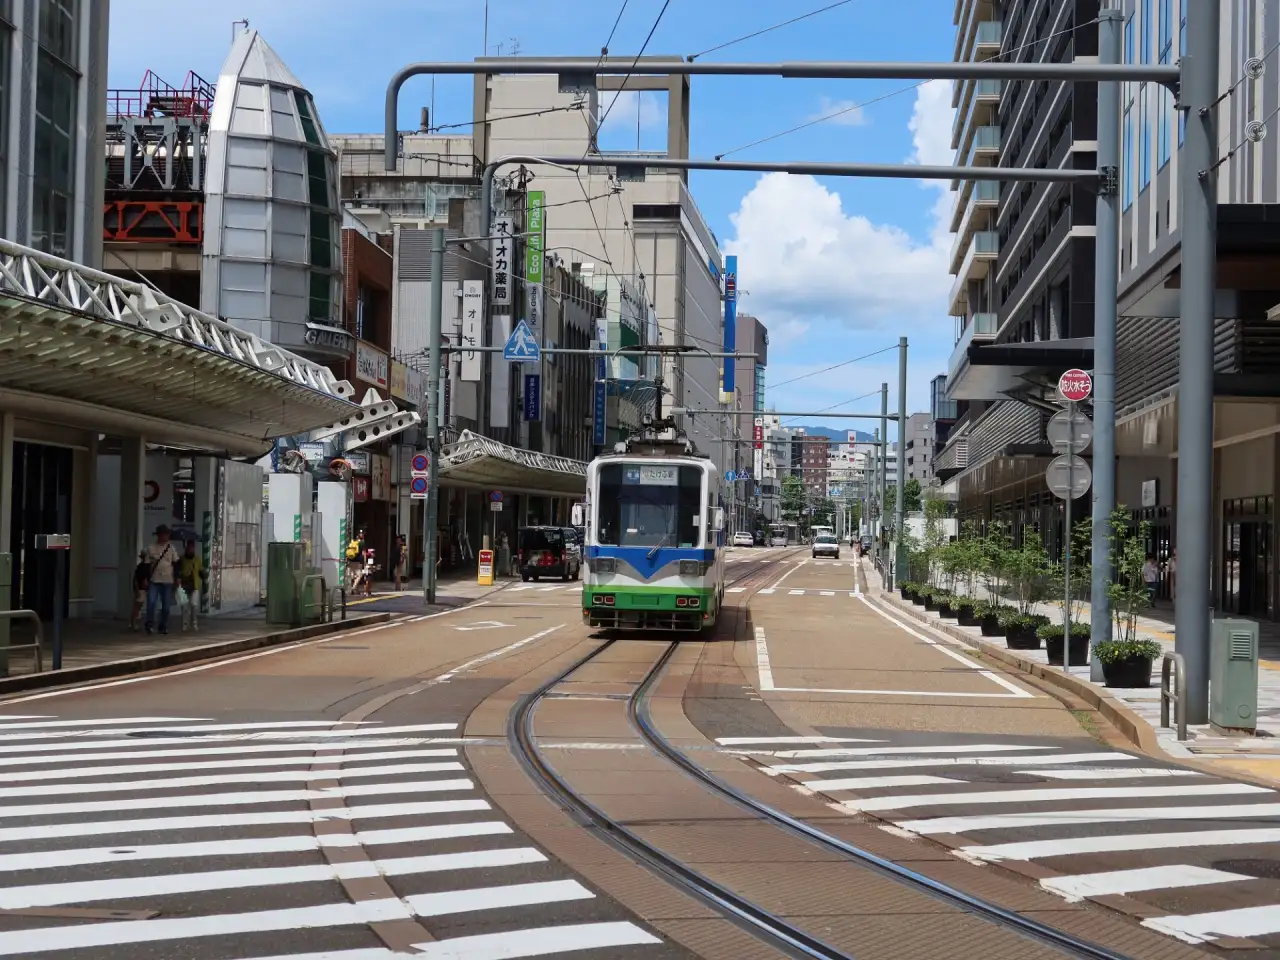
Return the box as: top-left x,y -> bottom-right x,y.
722,255 -> 738,396
523,373 -> 542,422
490,215 -> 514,307
524,191 -> 545,338
753,416 -> 764,481
593,382 -> 607,446
461,280 -> 484,381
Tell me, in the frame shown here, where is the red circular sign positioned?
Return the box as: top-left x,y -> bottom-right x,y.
411,453 -> 429,472
1058,368 -> 1093,402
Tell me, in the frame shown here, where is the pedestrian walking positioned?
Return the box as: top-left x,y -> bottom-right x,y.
143,525 -> 180,635
1143,553 -> 1160,604
129,551 -> 149,631
178,539 -> 203,632
393,534 -> 408,591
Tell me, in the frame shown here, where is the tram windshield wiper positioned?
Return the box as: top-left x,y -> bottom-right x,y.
646,533 -> 670,560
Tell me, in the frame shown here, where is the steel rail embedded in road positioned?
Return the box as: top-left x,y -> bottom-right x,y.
630,648 -> 1137,960
508,636 -> 855,960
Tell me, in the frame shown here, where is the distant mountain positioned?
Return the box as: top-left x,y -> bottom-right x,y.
787,425 -> 875,443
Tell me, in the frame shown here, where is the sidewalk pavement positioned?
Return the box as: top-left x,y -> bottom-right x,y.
869,564 -> 1280,786
2,569 -> 513,678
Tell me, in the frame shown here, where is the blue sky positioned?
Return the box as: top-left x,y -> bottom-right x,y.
108,0 -> 957,439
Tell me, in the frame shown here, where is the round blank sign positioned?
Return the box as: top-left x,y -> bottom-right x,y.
1047,454 -> 1092,500
1047,410 -> 1094,454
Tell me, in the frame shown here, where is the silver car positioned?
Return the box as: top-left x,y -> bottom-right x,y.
811,534 -> 840,559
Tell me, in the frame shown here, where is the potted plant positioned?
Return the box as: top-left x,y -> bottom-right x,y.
979,521 -> 1013,613
1000,610 -> 1043,649
899,580 -> 915,601
1038,621 -> 1091,666
1094,637 -> 1162,687
952,595 -> 980,627
974,600 -> 1006,636
911,583 -> 929,606
924,586 -> 946,612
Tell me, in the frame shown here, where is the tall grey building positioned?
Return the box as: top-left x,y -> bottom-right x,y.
1,0 -> 109,267
903,412 -> 935,485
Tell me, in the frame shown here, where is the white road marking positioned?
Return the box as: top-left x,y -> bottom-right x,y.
410,922 -> 662,959
0,716 -> 208,730
963,826 -> 1280,862
820,591 -> 835,596
773,744 -> 1052,760
772,752 -> 1135,774
716,736 -> 881,746
0,880 -> 595,956
0,798 -> 493,844
859,595 -> 1034,699
754,627 -> 775,690
0,777 -> 475,819
434,625 -> 563,682
0,821 -> 514,872
788,589 -> 805,596
727,587 -> 746,593
845,782 -> 1268,813
1144,905 -> 1280,944
1040,865 -> 1251,903
902,802 -> 1280,834
0,748 -> 460,783
0,761 -> 465,799
804,775 -> 962,792
769,560 -> 805,590
758,588 -> 775,595
0,722 -> 459,747
1029,767 -> 1205,780
0,738 -> 464,766
0,847 -> 547,909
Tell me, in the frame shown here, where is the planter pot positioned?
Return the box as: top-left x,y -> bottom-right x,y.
1005,625 -> 1040,649
1101,655 -> 1154,688
924,596 -> 941,611
911,592 -> 927,606
979,614 -> 1004,637
1046,635 -> 1091,667
899,586 -> 912,600
955,605 -> 980,627
937,601 -> 959,620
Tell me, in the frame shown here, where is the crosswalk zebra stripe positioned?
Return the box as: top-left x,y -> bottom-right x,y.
770,751 -> 1139,774
0,721 -> 459,744
0,797 -> 493,844
0,716 -> 206,730
844,782 -> 1269,813
715,736 -> 879,746
1040,865 -> 1252,903
0,761 -> 465,798
0,737 -> 464,762
0,847 -> 548,909
901,801 -> 1280,834
804,775 -> 961,792
1144,905 -> 1280,944
236,922 -> 662,960
0,747 -> 460,782
1027,767 -> 1205,780
0,777 -> 476,819
0,880 -> 595,956
772,743 -> 1053,760
962,825 -> 1280,862
0,820 -> 513,872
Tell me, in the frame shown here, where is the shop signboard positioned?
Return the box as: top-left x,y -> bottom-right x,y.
355,341 -> 389,390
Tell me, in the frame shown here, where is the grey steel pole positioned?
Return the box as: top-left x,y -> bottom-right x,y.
1090,5 -> 1123,682
1064,405 -> 1075,666
873,428 -> 881,542
423,227 -> 445,606
879,383 -> 888,552
894,337 -> 907,588
1176,0 -> 1220,724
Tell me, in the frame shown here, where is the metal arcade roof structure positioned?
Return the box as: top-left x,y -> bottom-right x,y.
0,238 -> 358,456
438,430 -> 586,497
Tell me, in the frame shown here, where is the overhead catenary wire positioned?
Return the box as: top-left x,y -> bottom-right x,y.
687,0 -> 857,62
769,344 -> 898,390
713,15 -> 1103,159
593,0 -> 674,135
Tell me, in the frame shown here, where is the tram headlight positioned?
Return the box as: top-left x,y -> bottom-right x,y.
592,557 -> 616,573
679,560 -> 708,576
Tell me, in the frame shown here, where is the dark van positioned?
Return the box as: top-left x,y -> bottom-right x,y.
518,526 -> 581,582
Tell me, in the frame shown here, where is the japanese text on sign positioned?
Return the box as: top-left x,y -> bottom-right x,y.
461,280 -> 484,381
1057,368 -> 1093,403
490,216 -> 514,306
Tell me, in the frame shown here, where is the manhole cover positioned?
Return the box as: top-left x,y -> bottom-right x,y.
1212,859 -> 1280,879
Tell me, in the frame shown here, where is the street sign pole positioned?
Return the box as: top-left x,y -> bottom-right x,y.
1051,369 -> 1095,670
424,227 -> 445,606
1063,403 -> 1074,661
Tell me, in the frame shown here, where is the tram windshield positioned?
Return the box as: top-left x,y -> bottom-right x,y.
596,463 -> 703,548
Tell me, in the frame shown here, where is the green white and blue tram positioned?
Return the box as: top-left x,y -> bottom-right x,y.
574,423 -> 726,632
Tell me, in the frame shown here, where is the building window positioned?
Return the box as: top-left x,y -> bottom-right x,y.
1156,0 -> 1172,167
33,51 -> 76,258
754,363 -> 765,413
1122,16 -> 1135,209
38,0 -> 75,64
0,9 -> 9,229
1138,84 -> 1150,192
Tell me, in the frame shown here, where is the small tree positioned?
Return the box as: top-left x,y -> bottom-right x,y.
1108,507 -> 1152,643
904,478 -> 923,513
980,521 -> 1013,605
921,496 -> 950,586
1053,516 -> 1093,622
1008,529 -> 1054,616
780,475 -> 806,521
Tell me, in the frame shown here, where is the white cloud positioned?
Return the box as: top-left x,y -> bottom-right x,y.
599,91 -> 667,132
724,79 -> 957,362
810,96 -> 868,128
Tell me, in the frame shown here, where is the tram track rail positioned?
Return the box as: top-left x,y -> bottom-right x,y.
506,545 -> 1143,960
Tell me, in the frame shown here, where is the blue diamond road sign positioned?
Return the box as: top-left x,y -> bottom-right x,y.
503,320 -> 540,362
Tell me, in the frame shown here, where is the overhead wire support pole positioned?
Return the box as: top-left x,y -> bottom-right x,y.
1177,0 -> 1220,725
1090,5 -> 1123,679
879,384 -> 888,556
670,409 -> 896,420
895,337 -> 907,589
423,227 -> 445,606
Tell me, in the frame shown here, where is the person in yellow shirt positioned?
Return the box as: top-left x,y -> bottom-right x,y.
179,539 -> 204,632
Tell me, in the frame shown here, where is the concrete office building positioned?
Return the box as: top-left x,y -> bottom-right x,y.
475,62 -> 727,474
903,412 -> 935,485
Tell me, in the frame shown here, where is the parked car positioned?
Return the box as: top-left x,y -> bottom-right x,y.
770,534 -> 788,547
732,531 -> 754,548
812,534 -> 841,559
860,535 -> 873,552
518,526 -> 581,581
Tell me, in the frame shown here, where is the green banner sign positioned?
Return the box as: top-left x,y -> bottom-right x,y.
526,191 -> 545,286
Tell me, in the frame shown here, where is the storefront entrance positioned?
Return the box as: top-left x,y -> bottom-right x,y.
6,441 -> 73,620
1222,496 -> 1273,619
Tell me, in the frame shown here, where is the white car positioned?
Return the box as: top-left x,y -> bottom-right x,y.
770,535 -> 788,547
732,531 -> 755,548
811,535 -> 841,559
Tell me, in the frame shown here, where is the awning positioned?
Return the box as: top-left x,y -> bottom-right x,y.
0,239 -> 359,456
438,430 -> 587,497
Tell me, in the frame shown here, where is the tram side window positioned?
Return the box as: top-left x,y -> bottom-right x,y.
596,464 -> 702,548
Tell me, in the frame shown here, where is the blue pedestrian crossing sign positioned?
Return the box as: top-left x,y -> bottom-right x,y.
504,320 -> 541,362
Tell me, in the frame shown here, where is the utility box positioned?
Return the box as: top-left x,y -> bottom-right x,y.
265,541 -> 307,626
1211,618 -> 1259,734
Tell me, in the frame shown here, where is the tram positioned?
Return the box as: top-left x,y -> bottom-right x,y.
573,417 -> 725,632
